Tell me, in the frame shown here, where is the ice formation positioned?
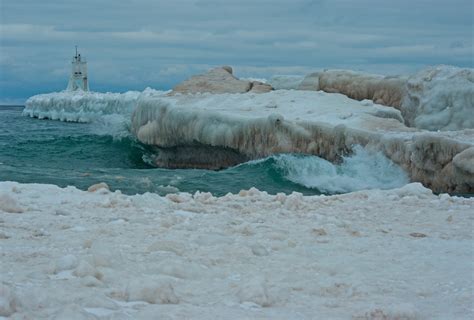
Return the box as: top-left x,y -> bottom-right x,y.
267,75 -> 304,90
23,90 -> 142,122
403,65 -> 474,130
131,90 -> 473,193
305,70 -> 406,109
172,66 -> 272,94
1,181 -> 472,319
23,66 -> 474,192
297,65 -> 474,131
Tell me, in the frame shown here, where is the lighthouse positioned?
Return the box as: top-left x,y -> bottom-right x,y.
67,46 -> 89,91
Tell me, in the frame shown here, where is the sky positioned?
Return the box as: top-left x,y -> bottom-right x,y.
0,0 -> 473,104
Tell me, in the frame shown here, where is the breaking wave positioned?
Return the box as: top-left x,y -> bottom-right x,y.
269,146 -> 409,193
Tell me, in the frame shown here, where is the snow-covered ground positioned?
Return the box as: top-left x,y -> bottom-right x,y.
0,181 -> 472,319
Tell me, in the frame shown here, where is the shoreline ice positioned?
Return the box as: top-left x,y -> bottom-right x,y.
131,89 -> 473,193
22,66 -> 474,193
23,90 -> 143,123
1,181 -> 473,319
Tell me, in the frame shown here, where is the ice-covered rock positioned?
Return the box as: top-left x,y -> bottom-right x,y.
267,75 -> 304,90
249,81 -> 273,93
297,72 -> 321,91
403,65 -> 474,130
172,66 -> 272,94
300,70 -> 406,109
453,147 -> 474,174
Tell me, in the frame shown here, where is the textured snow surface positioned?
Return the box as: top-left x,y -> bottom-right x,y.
0,181 -> 473,319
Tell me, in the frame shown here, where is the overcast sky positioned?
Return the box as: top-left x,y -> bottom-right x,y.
0,0 -> 472,103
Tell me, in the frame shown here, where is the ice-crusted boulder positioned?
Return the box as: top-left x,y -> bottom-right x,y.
268,75 -> 305,90
296,66 -> 474,131
131,90 -> 473,193
298,72 -> 321,91
172,66 -> 272,94
403,65 -> 474,131
299,70 -> 406,109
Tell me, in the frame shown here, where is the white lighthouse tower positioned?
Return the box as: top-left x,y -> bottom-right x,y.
67,46 -> 89,91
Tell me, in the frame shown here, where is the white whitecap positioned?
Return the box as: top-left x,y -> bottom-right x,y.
274,145 -> 409,193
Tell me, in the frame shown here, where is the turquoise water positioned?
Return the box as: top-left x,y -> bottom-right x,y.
0,106 -> 409,196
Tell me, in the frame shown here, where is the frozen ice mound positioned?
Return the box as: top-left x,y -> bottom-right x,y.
131,90 -> 473,193
23,90 -> 144,123
297,65 -> 474,131
267,75 -> 305,90
302,69 -> 406,109
403,65 -> 474,131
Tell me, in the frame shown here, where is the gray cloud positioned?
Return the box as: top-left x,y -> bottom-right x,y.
0,0 -> 472,103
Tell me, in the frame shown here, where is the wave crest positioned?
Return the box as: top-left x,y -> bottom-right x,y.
272,146 -> 409,193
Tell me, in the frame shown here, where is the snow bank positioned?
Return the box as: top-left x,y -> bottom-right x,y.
131,90 -> 473,193
403,65 -> 474,131
23,90 -> 144,123
1,181 -> 472,319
